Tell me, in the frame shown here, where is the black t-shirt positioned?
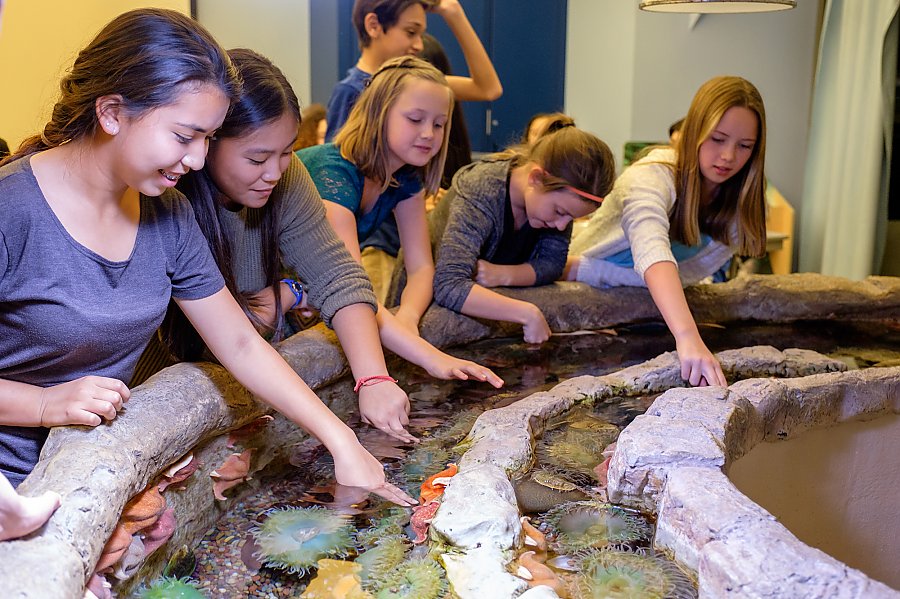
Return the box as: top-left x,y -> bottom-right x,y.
491,172 -> 540,265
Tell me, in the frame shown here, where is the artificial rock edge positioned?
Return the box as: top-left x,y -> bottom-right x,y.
435,348 -> 900,598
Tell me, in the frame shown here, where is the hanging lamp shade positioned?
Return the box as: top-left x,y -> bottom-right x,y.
639,0 -> 796,12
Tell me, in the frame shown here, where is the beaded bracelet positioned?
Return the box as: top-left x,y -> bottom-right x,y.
353,375 -> 399,393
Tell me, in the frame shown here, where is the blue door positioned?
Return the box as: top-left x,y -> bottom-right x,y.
426,0 -> 568,152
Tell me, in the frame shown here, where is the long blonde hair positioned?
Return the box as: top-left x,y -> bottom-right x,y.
671,75 -> 767,257
335,56 -> 453,196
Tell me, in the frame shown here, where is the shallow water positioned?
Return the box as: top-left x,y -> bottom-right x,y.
157,320 -> 898,598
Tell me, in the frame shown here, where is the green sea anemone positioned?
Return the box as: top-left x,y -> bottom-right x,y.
537,426 -> 618,479
139,577 -> 206,599
356,535 -> 411,586
372,557 -> 447,599
574,547 -> 697,599
252,506 -> 355,575
434,407 -> 483,443
356,508 -> 410,548
543,501 -> 652,553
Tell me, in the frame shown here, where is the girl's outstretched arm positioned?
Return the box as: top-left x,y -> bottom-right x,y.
176,289 -> 416,506
376,306 -> 504,387
643,261 -> 727,387
325,197 -> 432,332
393,193 -> 435,332
331,303 -> 416,444
323,201 -> 364,262
235,287 -> 417,443
323,199 -> 500,386
460,284 -> 551,345
431,0 -> 503,102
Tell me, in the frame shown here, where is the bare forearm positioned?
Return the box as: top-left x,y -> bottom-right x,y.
398,265 -> 434,322
374,300 -> 507,385
562,256 -> 580,281
0,380 -> 42,427
211,331 -> 356,449
644,261 -> 726,386
332,304 -> 390,379
375,305 -> 441,364
497,263 -> 537,287
644,261 -> 700,341
442,8 -> 502,101
460,284 -> 536,326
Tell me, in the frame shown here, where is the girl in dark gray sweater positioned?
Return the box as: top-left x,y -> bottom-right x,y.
430,127 -> 616,343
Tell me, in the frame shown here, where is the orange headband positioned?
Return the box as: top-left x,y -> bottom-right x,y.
565,185 -> 604,204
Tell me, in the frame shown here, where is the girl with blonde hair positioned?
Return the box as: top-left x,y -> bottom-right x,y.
566,75 -> 767,387
299,56 -> 450,334
300,57 -> 501,428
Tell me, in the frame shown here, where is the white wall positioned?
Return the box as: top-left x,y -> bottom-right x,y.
566,0 -> 821,216
565,0 -> 637,175
196,0 -> 312,107
729,414 -> 900,589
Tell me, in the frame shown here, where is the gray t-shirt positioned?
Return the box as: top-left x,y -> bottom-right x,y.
0,155 -> 225,487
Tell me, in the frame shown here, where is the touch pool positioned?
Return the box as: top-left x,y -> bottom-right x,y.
178,324 -> 892,598
0,274 -> 898,598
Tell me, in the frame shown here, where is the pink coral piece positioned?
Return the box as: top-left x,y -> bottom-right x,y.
158,454 -> 198,492
210,449 -> 253,500
227,415 -> 274,448
84,573 -> 113,599
141,507 -> 176,556
410,500 -> 440,545
594,456 -> 611,488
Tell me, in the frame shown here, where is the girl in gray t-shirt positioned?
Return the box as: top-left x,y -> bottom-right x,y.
0,9 -> 414,508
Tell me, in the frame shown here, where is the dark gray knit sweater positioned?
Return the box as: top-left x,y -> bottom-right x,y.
430,158 -> 572,312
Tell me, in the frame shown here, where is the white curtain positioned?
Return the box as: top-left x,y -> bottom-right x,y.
799,0 -> 899,278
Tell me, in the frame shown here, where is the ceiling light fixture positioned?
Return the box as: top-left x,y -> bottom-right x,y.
639,0 -> 796,13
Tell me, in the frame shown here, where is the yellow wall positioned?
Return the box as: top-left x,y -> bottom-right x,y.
0,0 -> 190,151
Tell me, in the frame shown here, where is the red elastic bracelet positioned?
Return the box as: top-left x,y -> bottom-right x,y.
353,375 -> 399,393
